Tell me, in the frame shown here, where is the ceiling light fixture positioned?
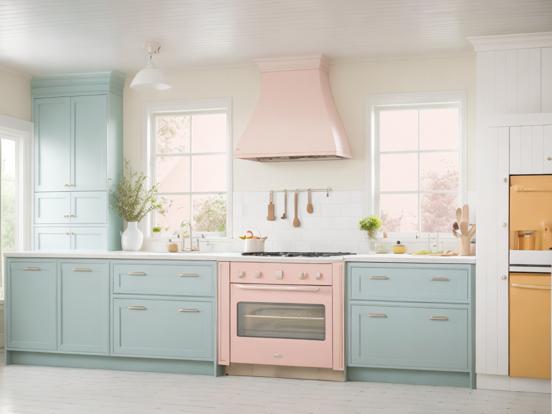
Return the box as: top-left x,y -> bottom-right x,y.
130,41 -> 171,91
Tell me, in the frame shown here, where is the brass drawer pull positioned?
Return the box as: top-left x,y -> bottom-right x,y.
177,272 -> 199,278
72,268 -> 92,272
368,313 -> 388,318
177,308 -> 200,313
511,283 -> 551,291
23,266 -> 41,271
368,276 -> 389,280
430,316 -> 449,321
127,305 -> 147,311
127,271 -> 146,276
431,276 -> 450,282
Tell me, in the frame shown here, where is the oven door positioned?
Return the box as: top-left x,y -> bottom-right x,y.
230,283 -> 333,368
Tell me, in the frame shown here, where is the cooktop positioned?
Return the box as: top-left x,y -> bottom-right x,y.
241,252 -> 356,257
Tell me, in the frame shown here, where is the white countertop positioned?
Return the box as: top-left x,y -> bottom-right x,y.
4,250 -> 476,264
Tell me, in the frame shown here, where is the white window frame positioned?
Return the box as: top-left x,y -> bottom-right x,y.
144,98 -> 233,239
366,92 -> 467,240
0,115 -> 33,251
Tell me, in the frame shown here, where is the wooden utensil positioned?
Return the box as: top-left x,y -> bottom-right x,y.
293,191 -> 301,227
452,204 -> 476,256
306,189 -> 314,214
281,190 -> 288,219
267,191 -> 276,221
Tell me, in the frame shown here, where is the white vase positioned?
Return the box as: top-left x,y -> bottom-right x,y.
121,222 -> 144,251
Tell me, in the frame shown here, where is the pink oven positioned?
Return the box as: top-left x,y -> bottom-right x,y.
218,261 -> 345,372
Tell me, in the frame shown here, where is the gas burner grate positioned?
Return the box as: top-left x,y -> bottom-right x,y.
241,252 -> 356,257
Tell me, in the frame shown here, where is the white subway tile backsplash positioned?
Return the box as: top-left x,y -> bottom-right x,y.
226,190 -> 467,254
232,191 -> 367,252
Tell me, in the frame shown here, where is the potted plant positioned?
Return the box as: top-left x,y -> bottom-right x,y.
359,215 -> 382,252
112,162 -> 165,251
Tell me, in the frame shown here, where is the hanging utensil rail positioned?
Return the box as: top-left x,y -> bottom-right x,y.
269,187 -> 332,197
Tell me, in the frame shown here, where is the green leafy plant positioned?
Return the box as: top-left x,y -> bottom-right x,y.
112,161 -> 165,222
152,226 -> 162,233
359,215 -> 382,239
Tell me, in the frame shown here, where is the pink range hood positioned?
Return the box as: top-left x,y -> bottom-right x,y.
235,55 -> 352,161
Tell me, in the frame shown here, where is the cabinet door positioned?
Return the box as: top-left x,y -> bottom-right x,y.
70,192 -> 107,224
113,298 -> 213,360
510,124 -> 552,174
509,274 -> 551,379
35,192 -> 70,224
59,262 -> 110,354
6,261 -> 57,350
71,95 -> 107,190
34,227 -> 71,250
349,304 -> 469,371
71,227 -> 107,250
544,125 -> 552,174
34,97 -> 71,191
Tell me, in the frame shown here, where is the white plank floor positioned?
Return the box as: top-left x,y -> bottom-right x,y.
0,363 -> 549,414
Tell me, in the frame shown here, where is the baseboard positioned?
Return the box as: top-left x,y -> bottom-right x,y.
226,363 -> 345,381
477,374 -> 551,393
6,351 -> 215,376
347,367 -> 474,388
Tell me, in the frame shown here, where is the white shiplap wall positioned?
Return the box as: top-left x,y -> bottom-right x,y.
473,33 -> 552,117
470,32 -> 552,381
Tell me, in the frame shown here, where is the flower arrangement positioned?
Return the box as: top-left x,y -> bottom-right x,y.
112,161 -> 165,223
359,215 -> 382,239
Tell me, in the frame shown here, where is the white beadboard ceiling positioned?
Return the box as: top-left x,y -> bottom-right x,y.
1,0 -> 551,75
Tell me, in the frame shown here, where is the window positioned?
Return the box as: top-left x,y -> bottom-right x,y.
373,100 -> 464,235
1,137 -> 19,251
148,102 -> 230,238
0,116 -> 32,299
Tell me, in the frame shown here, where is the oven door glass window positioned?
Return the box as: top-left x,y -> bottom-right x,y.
237,302 -> 325,340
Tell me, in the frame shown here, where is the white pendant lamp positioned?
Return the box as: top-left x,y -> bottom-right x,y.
130,41 -> 171,91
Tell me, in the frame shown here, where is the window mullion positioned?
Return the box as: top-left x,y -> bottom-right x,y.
417,109 -> 422,234
188,116 -> 193,232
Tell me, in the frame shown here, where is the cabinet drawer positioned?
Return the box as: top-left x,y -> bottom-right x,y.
113,262 -> 215,297
349,265 -> 470,303
349,304 -> 469,371
113,298 -> 213,360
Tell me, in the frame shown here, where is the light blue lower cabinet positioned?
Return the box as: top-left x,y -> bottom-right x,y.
6,261 -> 58,351
347,263 -> 475,388
349,303 -> 468,370
5,258 -> 217,376
113,298 -> 213,360
59,262 -> 110,354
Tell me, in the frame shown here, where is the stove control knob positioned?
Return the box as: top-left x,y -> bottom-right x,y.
238,271 -> 246,278
255,271 -> 263,279
299,272 -> 308,280
315,272 -> 323,280
274,270 -> 284,280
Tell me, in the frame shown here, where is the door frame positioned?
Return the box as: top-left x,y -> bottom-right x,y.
0,115 -> 33,250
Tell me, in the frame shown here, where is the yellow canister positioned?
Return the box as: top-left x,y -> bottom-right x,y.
392,241 -> 407,254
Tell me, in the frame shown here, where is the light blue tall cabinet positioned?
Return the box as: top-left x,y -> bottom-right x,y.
32,73 -> 124,250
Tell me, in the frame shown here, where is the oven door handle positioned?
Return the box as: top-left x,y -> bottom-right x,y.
234,284 -> 321,292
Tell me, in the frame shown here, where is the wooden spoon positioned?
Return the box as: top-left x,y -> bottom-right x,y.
267,191 -> 276,221
455,207 -> 462,223
306,189 -> 314,214
293,191 -> 301,227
